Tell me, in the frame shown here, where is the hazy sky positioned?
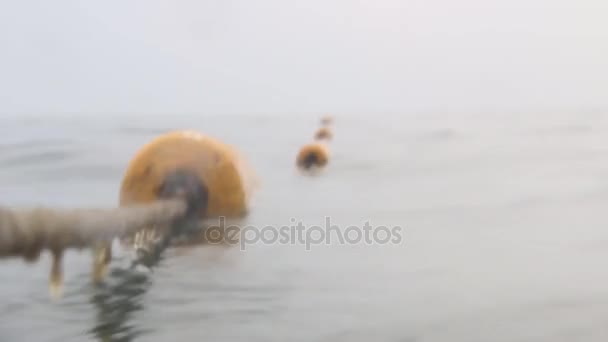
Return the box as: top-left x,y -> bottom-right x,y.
1,0 -> 607,115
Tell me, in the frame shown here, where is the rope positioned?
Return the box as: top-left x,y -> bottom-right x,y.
0,198 -> 188,298
0,199 -> 187,259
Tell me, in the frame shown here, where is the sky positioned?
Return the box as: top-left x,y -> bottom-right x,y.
0,0 -> 607,116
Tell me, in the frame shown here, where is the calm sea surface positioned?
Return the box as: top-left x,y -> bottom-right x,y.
1,112 -> 608,341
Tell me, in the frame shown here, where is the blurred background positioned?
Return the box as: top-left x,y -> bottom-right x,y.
1,0 -> 607,115
1,1 -> 608,341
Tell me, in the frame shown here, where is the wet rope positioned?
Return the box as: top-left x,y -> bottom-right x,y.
0,198 -> 188,298
0,199 -> 187,259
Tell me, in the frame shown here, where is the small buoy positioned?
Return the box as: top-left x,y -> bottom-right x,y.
320,115 -> 333,126
93,130 -> 255,280
314,127 -> 333,141
296,143 -> 330,170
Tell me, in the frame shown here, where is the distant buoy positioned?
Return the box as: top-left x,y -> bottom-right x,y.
314,127 -> 333,141
320,115 -> 333,126
93,130 -> 255,280
296,143 -> 329,170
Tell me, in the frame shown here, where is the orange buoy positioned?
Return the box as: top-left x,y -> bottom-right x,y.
296,142 -> 330,170
320,115 -> 333,126
119,130 -> 251,218
314,127 -> 333,141
93,130 -> 255,280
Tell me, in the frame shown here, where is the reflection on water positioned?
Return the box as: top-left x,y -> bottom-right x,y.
89,267 -> 152,342
87,221 -> 205,342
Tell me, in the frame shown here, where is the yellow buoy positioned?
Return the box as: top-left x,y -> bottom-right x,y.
314,127 -> 333,141
93,130 -> 255,281
119,130 -> 250,217
296,142 -> 330,170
